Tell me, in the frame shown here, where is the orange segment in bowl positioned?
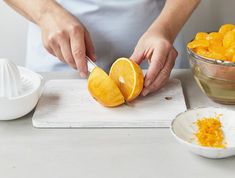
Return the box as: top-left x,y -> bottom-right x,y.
232,55 -> 235,62
208,43 -> 226,56
188,24 -> 235,62
225,45 -> 235,61
88,67 -> 125,107
206,52 -> 226,61
219,24 -> 235,35
194,47 -> 209,57
207,32 -> 223,46
223,30 -> 235,48
187,40 -> 209,49
207,32 -> 223,41
195,32 -> 208,40
109,58 -> 144,102
195,47 -> 226,61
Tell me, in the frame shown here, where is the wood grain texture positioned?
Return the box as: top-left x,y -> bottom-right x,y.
32,79 -> 187,128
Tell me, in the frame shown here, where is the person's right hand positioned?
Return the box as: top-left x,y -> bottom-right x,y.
38,6 -> 95,77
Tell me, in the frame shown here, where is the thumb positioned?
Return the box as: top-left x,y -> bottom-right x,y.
130,47 -> 144,65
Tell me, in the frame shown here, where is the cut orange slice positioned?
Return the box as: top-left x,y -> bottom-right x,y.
109,58 -> 144,102
88,67 -> 125,107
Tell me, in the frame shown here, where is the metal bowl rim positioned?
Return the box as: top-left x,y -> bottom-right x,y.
187,47 -> 235,67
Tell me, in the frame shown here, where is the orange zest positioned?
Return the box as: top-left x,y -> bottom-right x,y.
195,115 -> 226,148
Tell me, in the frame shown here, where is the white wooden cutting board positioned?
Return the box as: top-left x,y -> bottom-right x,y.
32,79 -> 187,128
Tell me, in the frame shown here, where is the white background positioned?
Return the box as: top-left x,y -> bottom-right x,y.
0,0 -> 235,65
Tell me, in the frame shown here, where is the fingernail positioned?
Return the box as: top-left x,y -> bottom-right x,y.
92,54 -> 96,61
142,89 -> 149,96
80,72 -> 87,78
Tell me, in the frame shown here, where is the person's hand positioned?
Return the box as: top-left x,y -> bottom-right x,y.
38,6 -> 95,77
130,28 -> 178,96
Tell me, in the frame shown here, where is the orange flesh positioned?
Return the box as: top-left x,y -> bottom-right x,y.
88,58 -> 144,107
109,58 -> 144,102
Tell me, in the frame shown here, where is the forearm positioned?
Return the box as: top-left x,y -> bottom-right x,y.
149,0 -> 201,42
4,0 -> 63,25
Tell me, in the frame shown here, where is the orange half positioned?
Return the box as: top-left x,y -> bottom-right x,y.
109,58 -> 144,102
88,67 -> 125,107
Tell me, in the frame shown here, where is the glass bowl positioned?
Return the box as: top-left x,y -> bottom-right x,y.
187,48 -> 235,104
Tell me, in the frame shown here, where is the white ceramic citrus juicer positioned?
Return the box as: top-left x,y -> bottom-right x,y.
0,58 -> 42,120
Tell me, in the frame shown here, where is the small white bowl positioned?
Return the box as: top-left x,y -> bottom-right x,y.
171,107 -> 235,159
0,67 -> 42,120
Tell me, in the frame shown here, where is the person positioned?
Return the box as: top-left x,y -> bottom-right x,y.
4,0 -> 201,96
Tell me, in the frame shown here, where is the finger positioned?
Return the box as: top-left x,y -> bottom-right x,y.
70,31 -> 87,77
143,48 -> 177,95
144,44 -> 170,88
43,38 -> 56,57
50,42 -> 66,63
59,37 -> 77,69
142,48 -> 177,96
142,77 -> 168,97
130,46 -> 145,64
85,31 -> 96,61
44,36 -> 66,63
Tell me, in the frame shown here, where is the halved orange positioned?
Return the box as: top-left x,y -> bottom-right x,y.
88,67 -> 125,107
109,58 -> 144,102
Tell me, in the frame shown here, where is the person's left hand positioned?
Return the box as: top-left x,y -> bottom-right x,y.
130,28 -> 178,96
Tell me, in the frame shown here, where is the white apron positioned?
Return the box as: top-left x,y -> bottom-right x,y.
26,0 -> 188,72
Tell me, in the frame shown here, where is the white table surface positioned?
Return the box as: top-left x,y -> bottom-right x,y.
0,69 -> 234,178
